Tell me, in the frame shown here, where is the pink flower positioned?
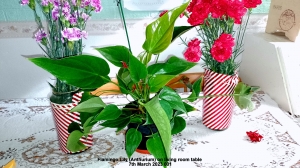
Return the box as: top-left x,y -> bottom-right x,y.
35,29 -> 47,42
62,28 -> 87,41
41,0 -> 49,6
210,33 -> 234,63
81,30 -> 88,39
20,0 -> 29,5
69,15 -> 77,25
51,7 -> 59,21
210,0 -> 228,19
91,0 -> 102,12
187,2 -> 210,26
227,0 -> 247,24
81,12 -> 90,21
184,38 -> 201,62
244,0 -> 262,9
246,131 -> 263,142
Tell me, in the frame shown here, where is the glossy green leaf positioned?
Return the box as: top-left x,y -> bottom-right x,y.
70,97 -> 106,113
130,116 -> 143,124
171,116 -> 186,135
172,26 -> 194,42
95,45 -> 131,67
83,116 -> 94,135
94,104 -> 122,121
142,2 -> 190,54
187,78 -> 202,102
146,134 -> 168,168
28,55 -> 110,89
159,86 -> 186,112
149,74 -> 175,93
66,130 -> 86,152
68,122 -> 82,133
100,115 -> 130,128
125,128 -> 142,158
128,55 -> 147,83
148,56 -> 197,75
144,112 -> 154,125
159,99 -> 173,120
117,74 -> 130,94
144,96 -> 171,159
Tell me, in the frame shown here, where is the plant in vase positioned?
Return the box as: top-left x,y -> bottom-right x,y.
176,0 -> 262,130
20,0 -> 102,153
27,1 -> 258,167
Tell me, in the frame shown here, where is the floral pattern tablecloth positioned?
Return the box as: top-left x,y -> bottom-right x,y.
1,91 -> 300,168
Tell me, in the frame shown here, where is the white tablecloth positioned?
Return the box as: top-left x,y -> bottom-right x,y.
1,91 -> 300,168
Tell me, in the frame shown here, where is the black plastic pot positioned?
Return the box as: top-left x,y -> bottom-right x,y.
126,123 -> 158,153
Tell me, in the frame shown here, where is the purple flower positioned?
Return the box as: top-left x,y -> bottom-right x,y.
61,27 -> 82,41
51,7 -> 59,20
71,0 -> 77,6
35,29 -> 47,42
20,0 -> 29,5
81,13 -> 90,21
69,15 -> 77,25
81,31 -> 88,39
91,0 -> 102,12
81,0 -> 91,8
41,0 -> 49,6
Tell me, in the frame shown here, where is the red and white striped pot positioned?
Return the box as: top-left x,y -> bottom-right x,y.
202,69 -> 239,130
50,92 -> 93,153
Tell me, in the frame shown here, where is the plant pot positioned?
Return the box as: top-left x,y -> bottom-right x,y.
202,69 -> 239,130
50,91 -> 93,154
126,123 -> 158,154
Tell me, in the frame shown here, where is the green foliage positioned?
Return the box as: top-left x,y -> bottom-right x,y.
125,128 -> 142,158
234,83 -> 260,111
146,134 -> 168,168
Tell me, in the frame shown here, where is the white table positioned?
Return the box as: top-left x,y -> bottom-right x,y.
1,91 -> 300,168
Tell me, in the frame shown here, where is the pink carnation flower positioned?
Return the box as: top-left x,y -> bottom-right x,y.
61,27 -> 85,41
183,38 -> 202,62
20,0 -> 29,5
210,33 -> 235,63
35,29 -> 47,42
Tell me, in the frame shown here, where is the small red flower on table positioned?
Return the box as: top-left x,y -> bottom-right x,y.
246,130 -> 263,142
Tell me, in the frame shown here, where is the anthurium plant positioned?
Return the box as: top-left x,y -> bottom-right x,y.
28,1 -> 258,167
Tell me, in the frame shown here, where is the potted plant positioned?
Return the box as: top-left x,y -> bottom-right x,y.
27,1 -> 258,167
20,0 -> 102,153
177,0 -> 262,130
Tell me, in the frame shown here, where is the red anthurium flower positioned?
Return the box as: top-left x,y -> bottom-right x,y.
210,33 -> 234,63
159,10 -> 168,17
121,61 -> 128,68
183,38 -> 201,62
246,130 -> 263,142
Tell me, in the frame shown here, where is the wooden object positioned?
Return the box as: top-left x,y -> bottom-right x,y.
265,0 -> 300,42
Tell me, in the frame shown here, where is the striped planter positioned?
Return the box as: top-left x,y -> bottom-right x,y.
202,69 -> 239,130
50,92 -> 93,153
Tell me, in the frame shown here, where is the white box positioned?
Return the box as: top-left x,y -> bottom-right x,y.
239,33 -> 300,116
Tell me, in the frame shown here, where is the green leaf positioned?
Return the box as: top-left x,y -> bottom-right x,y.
128,55 -> 147,83
100,115 -> 130,128
159,86 -> 186,112
28,55 -> 110,89
70,97 -> 106,113
146,134 -> 168,168
142,2 -> 190,54
183,102 -> 196,113
117,74 -> 130,94
66,130 -> 86,152
149,74 -> 175,93
171,116 -> 186,135
159,99 -> 173,120
144,112 -> 154,125
68,122 -> 82,133
172,26 -> 194,42
83,116 -> 94,135
234,82 -> 259,111
130,116 -> 143,124
94,104 -> 122,121
187,78 -> 202,102
148,56 -> 196,75
144,96 -> 171,159
95,45 -> 131,67
125,128 -> 142,158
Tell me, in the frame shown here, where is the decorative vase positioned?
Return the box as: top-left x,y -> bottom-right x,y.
202,69 -> 239,130
50,91 -> 93,154
126,123 -> 158,154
